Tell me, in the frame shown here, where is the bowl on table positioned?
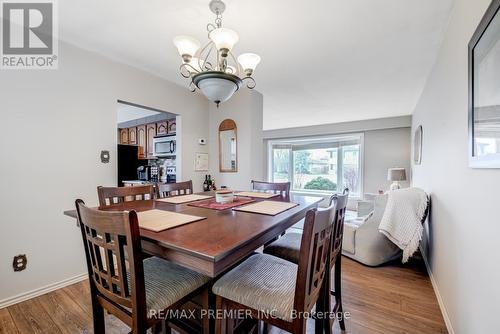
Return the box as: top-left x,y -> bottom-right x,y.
215,190 -> 234,204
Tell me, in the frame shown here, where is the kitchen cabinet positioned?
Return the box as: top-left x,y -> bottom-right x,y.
119,128 -> 129,144
128,127 -> 137,145
146,123 -> 156,157
137,125 -> 146,159
168,119 -> 176,133
157,121 -> 168,136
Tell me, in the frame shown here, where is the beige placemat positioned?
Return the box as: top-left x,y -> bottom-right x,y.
233,201 -> 299,216
235,191 -> 280,199
156,194 -> 213,204
137,210 -> 205,232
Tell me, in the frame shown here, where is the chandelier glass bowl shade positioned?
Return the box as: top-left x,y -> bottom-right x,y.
173,0 -> 260,107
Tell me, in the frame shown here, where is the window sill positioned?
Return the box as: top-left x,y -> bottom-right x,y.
290,190 -> 361,201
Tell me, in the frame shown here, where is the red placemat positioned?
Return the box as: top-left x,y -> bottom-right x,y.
188,197 -> 255,210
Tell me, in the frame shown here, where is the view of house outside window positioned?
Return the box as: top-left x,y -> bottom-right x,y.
270,135 -> 363,197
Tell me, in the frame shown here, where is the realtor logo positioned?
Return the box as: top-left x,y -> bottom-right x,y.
1,0 -> 58,69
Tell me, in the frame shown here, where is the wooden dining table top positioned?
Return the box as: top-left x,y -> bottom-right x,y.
64,192 -> 322,277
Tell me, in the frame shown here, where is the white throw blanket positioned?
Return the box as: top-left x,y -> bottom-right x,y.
379,188 -> 428,263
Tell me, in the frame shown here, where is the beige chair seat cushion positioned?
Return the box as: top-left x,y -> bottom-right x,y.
141,257 -> 210,314
212,254 -> 297,322
263,233 -> 302,264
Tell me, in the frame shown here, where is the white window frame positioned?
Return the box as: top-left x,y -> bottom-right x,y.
267,133 -> 364,199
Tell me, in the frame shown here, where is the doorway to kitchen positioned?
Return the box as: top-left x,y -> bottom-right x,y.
116,100 -> 180,187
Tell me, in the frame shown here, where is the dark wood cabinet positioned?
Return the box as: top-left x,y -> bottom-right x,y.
146,123 -> 156,157
137,125 -> 146,159
120,128 -> 129,144
128,127 -> 137,145
120,118 -> 175,158
168,119 -> 176,134
157,121 -> 168,136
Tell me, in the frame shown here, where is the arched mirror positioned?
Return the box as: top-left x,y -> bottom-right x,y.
219,119 -> 237,172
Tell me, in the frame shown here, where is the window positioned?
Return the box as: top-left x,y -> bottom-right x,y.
269,134 -> 363,197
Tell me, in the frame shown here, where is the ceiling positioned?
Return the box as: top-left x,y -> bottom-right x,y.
117,103 -> 160,123
60,0 -> 454,130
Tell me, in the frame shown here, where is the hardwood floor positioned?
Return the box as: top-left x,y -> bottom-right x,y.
0,257 -> 447,334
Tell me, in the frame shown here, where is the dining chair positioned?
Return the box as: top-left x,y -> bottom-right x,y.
75,199 -> 210,334
212,203 -> 335,334
322,190 -> 349,333
156,180 -> 193,198
263,190 -> 350,332
97,185 -> 154,207
251,180 -> 290,197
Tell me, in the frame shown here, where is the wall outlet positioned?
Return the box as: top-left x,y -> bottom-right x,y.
13,254 -> 27,272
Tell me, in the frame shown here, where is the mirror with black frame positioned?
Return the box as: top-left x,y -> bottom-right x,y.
469,0 -> 500,168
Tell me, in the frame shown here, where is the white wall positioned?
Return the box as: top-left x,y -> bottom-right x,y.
411,0 -> 500,332
0,41 -> 210,305
263,117 -> 412,199
364,128 -> 411,193
208,89 -> 264,190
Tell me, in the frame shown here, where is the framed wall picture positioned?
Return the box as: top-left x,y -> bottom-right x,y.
414,125 -> 423,165
468,0 -> 500,168
195,153 -> 209,171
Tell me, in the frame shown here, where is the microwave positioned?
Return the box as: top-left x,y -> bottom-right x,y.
153,135 -> 176,157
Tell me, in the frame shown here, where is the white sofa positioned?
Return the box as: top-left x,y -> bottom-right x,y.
342,194 -> 403,266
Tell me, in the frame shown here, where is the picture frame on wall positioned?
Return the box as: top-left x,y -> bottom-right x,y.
414,125 -> 423,165
468,0 -> 500,168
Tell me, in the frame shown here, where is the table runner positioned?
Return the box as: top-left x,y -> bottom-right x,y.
188,197 -> 255,210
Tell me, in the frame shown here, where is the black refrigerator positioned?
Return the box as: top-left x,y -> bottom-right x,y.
117,145 -> 142,186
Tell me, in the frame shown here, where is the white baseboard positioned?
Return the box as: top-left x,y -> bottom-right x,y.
0,273 -> 88,309
419,246 -> 455,334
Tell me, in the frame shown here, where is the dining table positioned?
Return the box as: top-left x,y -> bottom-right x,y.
64,191 -> 323,333
63,191 -> 323,278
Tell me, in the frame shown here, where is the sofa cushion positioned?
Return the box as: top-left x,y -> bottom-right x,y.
342,214 -> 372,254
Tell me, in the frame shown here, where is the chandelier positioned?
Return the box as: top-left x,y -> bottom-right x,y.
173,0 -> 261,107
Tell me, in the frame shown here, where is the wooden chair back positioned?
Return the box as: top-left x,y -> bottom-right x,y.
97,185 -> 154,207
293,203 -> 335,315
251,180 -> 290,197
75,199 -> 147,327
156,180 -> 193,198
329,189 -> 349,266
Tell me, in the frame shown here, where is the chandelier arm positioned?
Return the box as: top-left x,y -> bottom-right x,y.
207,23 -> 217,36
197,40 -> 213,60
188,81 -> 196,92
242,76 -> 256,89
227,50 -> 242,77
180,63 -> 200,78
202,44 -> 215,71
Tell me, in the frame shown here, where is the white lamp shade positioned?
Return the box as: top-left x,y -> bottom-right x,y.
387,168 -> 407,181
173,35 -> 200,57
197,77 -> 238,103
209,28 -> 239,51
237,53 -> 261,72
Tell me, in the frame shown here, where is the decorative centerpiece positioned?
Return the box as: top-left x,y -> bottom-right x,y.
215,190 -> 234,204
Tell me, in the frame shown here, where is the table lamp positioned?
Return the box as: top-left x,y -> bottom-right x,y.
388,168 -> 406,191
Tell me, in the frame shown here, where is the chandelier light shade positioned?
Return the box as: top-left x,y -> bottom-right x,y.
237,53 -> 261,76
193,72 -> 241,104
209,28 -> 239,54
173,0 -> 260,107
173,36 -> 201,62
